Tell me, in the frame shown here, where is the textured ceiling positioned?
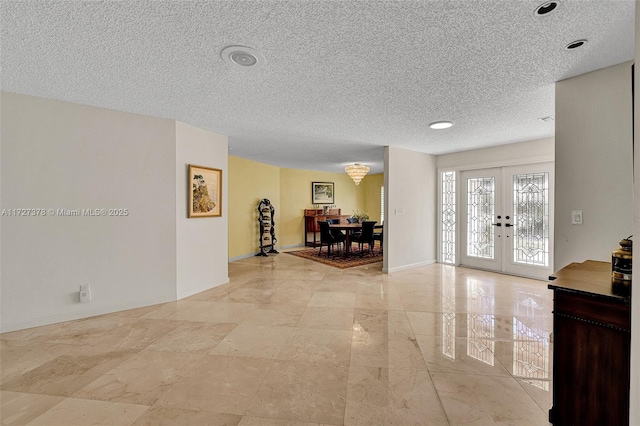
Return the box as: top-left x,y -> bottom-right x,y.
1,1 -> 635,174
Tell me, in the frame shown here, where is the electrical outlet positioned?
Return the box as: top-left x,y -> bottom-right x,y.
80,284 -> 91,303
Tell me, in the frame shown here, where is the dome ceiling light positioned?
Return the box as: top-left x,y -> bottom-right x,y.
220,46 -> 265,68
429,121 -> 454,130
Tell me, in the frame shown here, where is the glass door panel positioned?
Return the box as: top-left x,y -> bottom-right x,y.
460,168 -> 502,271
504,163 -> 554,279
460,163 -> 553,280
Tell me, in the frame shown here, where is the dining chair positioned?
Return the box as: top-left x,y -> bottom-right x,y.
352,221 -> 376,255
373,227 -> 383,254
327,218 -> 346,239
318,221 -> 346,257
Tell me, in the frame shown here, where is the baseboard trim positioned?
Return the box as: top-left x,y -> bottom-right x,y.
229,244 -> 305,263
386,259 -> 436,274
0,294 -> 177,333
176,278 -> 229,300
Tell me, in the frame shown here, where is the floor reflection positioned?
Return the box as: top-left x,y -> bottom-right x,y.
439,273 -> 552,391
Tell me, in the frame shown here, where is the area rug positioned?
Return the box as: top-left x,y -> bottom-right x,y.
286,244 -> 382,269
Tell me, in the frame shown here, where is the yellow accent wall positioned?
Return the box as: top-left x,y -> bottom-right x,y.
361,173 -> 384,224
229,155 -> 384,258
228,156 -> 280,258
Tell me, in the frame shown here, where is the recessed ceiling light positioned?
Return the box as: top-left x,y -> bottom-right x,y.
534,1 -> 559,16
220,46 -> 264,68
429,121 -> 454,130
565,39 -> 587,50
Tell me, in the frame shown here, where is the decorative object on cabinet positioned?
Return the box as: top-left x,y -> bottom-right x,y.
611,235 -> 632,293
311,182 -> 334,204
548,260 -> 630,426
256,199 -> 278,256
188,164 -> 221,218
350,210 -> 370,223
345,163 -> 370,185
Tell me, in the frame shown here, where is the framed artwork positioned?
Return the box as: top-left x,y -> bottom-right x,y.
189,164 -> 222,218
312,181 -> 335,204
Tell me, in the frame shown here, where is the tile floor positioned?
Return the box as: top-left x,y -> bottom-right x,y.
1,254 -> 553,425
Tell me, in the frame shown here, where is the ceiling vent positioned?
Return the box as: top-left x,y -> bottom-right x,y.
538,115 -> 555,123
534,1 -> 559,16
221,46 -> 264,68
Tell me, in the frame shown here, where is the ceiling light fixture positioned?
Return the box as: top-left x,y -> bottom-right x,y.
534,1 -> 559,16
565,39 -> 587,50
345,163 -> 370,186
220,46 -> 265,68
429,121 -> 454,130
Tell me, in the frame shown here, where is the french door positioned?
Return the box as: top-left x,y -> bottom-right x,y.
460,163 -> 554,280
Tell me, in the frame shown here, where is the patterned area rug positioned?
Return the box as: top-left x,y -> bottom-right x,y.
286,244 -> 382,269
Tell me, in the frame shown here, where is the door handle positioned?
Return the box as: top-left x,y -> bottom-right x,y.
492,223 -> 502,227
505,223 -> 513,227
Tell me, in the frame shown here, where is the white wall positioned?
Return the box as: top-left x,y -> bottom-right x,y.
175,121 -> 228,299
384,146 -> 437,273
0,93 -> 230,332
630,1 -> 639,422
1,92 -> 177,331
437,137 -> 554,170
555,61 -> 634,270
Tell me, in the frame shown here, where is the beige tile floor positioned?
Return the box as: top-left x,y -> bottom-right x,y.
1,254 -> 553,425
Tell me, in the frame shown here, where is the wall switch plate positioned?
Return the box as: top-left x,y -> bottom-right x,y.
80,284 -> 91,303
394,209 -> 404,215
571,210 -> 583,225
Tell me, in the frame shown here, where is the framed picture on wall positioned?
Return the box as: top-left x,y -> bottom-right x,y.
312,182 -> 334,204
189,164 -> 222,218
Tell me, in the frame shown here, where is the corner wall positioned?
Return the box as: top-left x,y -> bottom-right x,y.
176,121 -> 229,299
555,61 -> 634,269
0,92 -> 177,331
0,93 -> 230,332
384,146 -> 437,272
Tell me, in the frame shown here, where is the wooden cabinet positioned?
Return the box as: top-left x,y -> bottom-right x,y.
548,260 -> 631,426
304,209 -> 350,246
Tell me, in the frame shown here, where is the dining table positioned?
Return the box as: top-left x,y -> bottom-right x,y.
328,222 -> 382,257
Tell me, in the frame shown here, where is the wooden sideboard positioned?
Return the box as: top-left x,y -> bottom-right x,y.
304,209 -> 350,247
548,260 -> 631,426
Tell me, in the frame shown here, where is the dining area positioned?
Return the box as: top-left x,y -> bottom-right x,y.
318,218 -> 383,258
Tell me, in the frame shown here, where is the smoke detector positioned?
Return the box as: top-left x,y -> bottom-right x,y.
220,46 -> 265,68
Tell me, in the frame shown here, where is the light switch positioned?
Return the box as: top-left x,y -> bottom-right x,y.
394,209 -> 404,215
571,210 -> 582,225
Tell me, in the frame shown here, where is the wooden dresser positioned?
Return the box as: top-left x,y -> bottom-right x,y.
548,260 -> 631,426
304,209 -> 350,247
